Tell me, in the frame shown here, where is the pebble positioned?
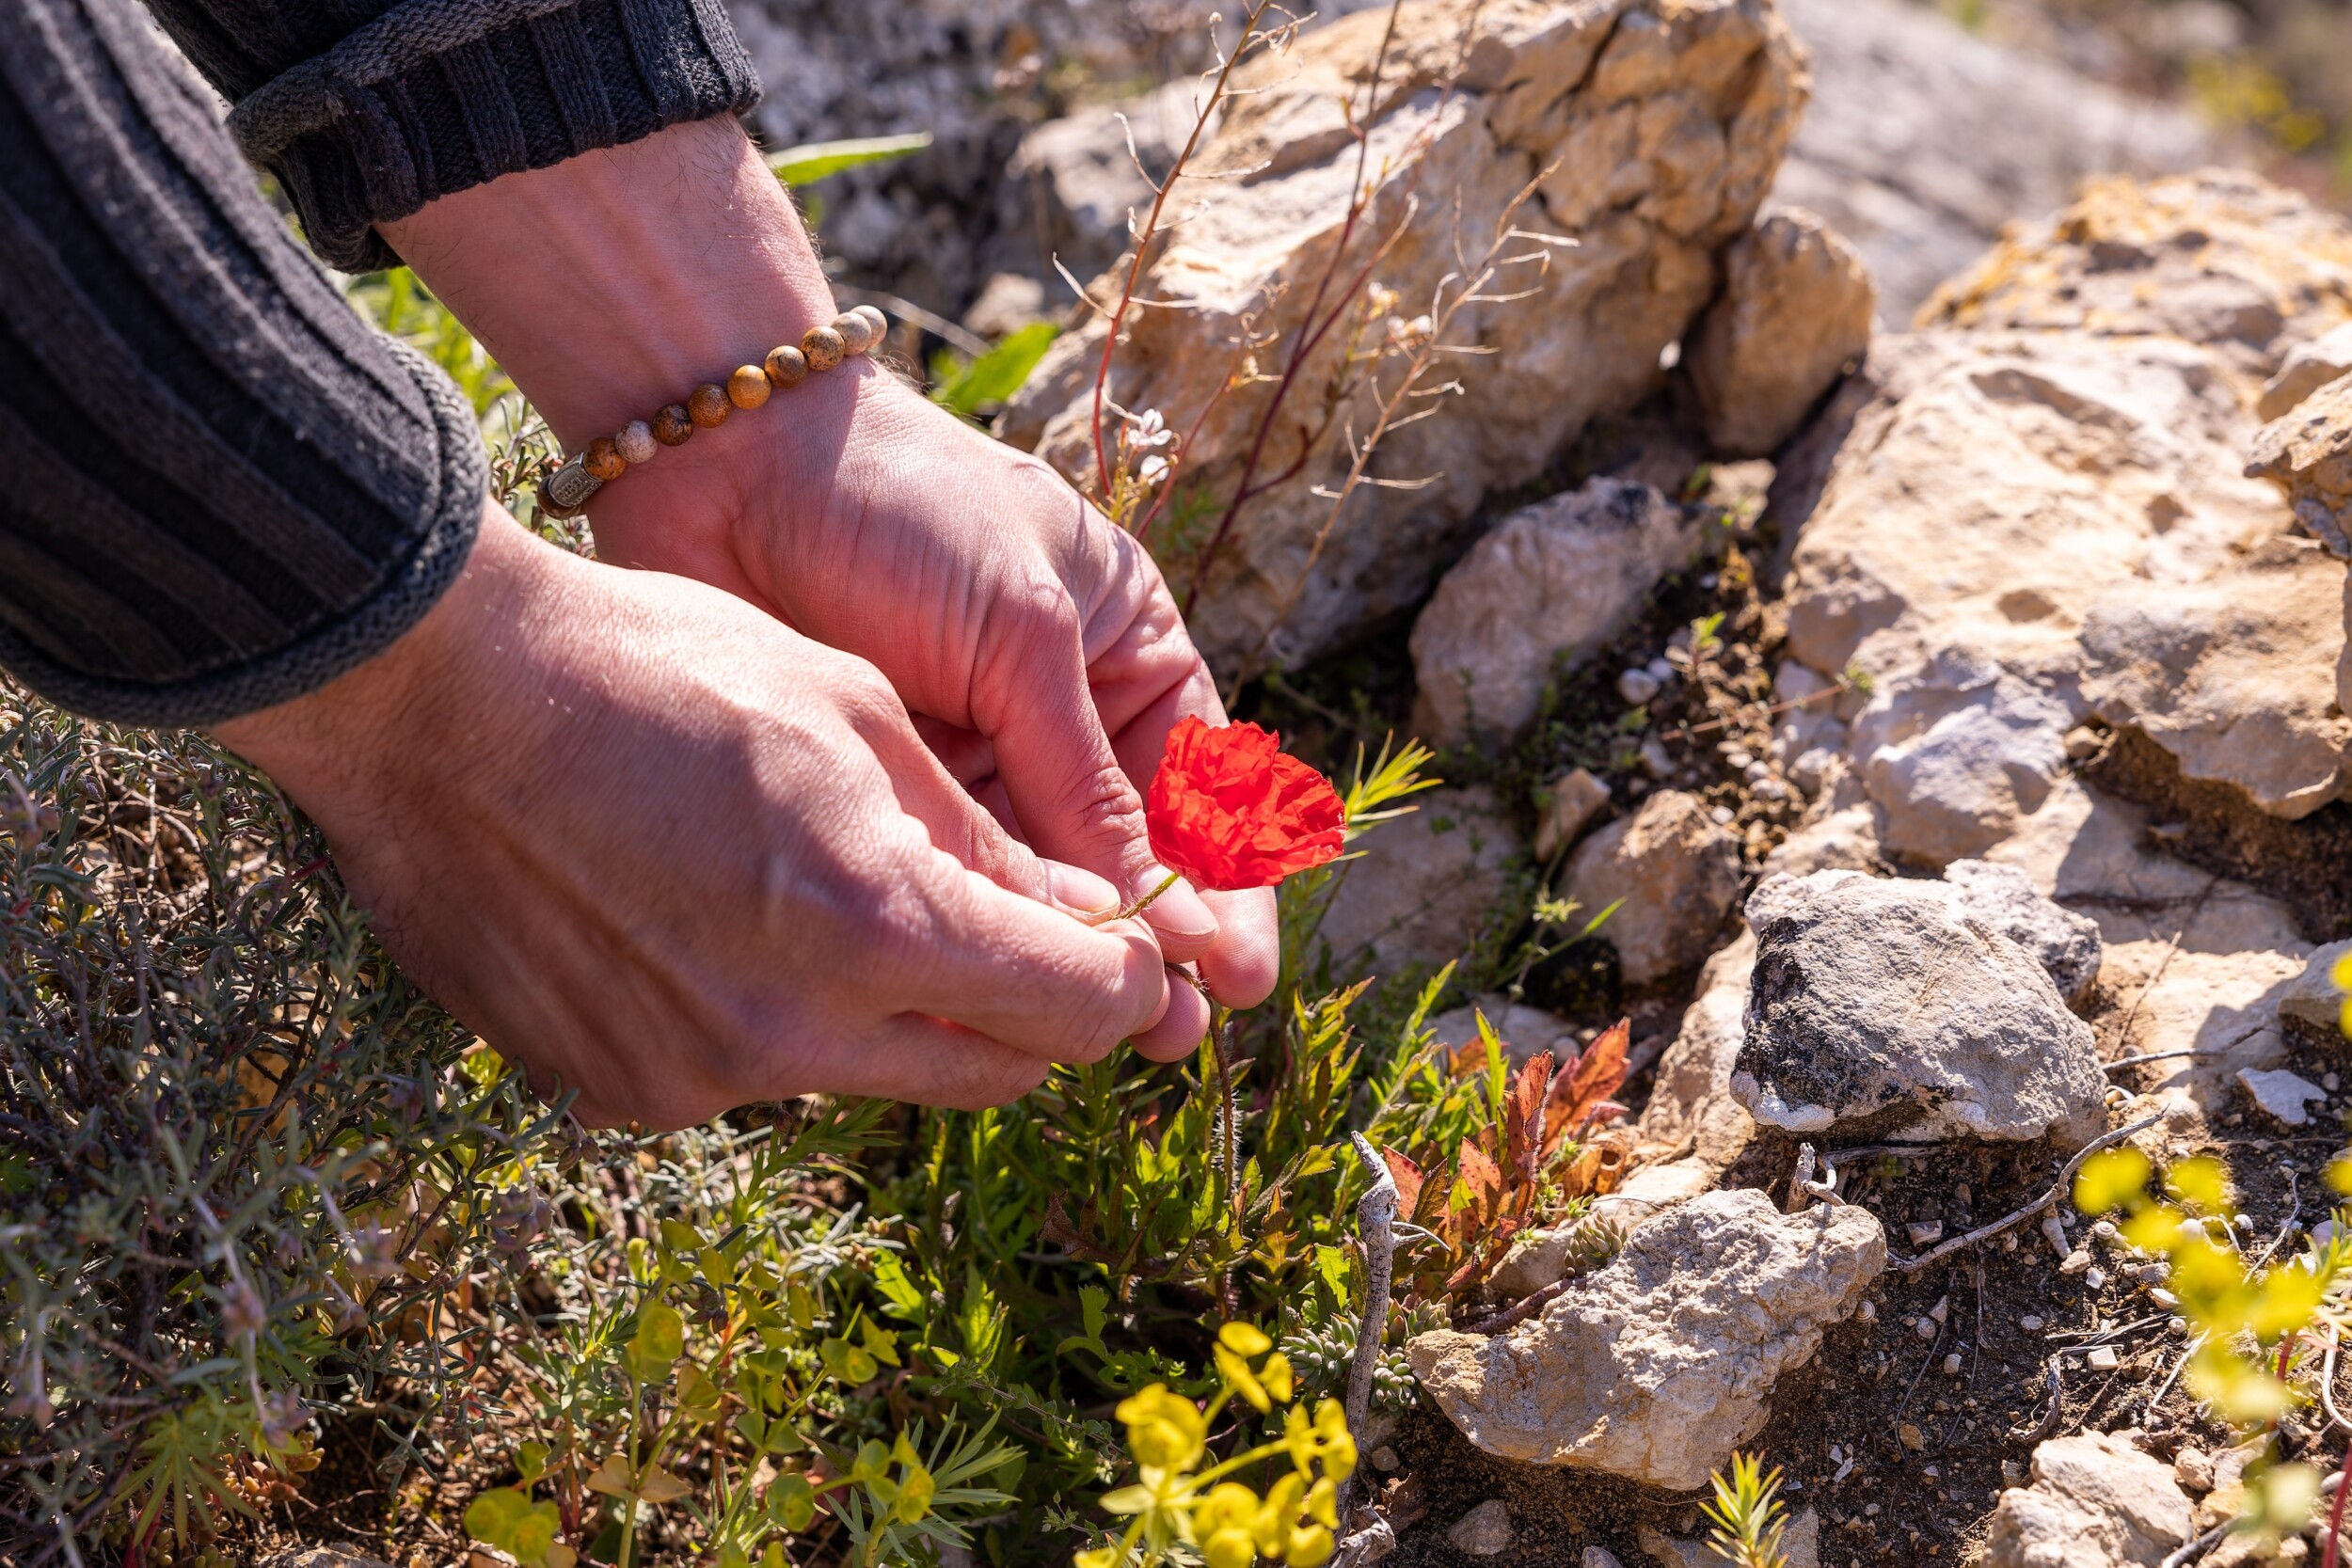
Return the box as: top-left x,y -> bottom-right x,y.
2175,1448 -> 2216,1492
1899,1423 -> 1925,1452
2149,1288 -> 2179,1309
2020,1315 -> 2044,1332
1915,1316 -> 1937,1340
1942,1353 -> 1963,1375
1709,804 -> 1736,826
2086,1345 -> 2120,1370
1645,656 -> 1676,685
2329,1074 -> 2343,1093
1617,668 -> 1663,705
1372,1445 -> 1400,1471
1641,737 -> 1676,778
2084,1266 -> 2107,1291
1908,1220 -> 1946,1247
2058,1248 -> 2093,1275
1724,747 -> 1756,769
1447,1499 -> 1513,1557
1929,1295 -> 1949,1324
1582,1550 -> 1625,1568
2001,1459 -> 2026,1484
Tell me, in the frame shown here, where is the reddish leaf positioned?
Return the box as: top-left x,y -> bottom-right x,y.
1546,1017 -> 1631,1151
1379,1145 -> 1425,1221
1502,1050 -> 1555,1185
1458,1139 -> 1502,1206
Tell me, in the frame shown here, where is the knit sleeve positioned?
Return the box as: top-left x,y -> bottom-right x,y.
0,0 -> 484,727
141,0 -> 763,272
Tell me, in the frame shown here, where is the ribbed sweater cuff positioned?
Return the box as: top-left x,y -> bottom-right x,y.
228,0 -> 761,272
0,341 -> 485,728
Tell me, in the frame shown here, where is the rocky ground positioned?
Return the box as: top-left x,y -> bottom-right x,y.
964,1 -> 2352,1563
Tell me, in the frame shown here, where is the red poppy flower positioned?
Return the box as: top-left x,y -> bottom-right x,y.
1145,717 -> 1345,892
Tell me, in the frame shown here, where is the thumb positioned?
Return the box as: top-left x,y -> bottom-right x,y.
972,622 -> 1220,963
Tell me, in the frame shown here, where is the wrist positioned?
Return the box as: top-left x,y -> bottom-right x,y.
380,119 -> 842,448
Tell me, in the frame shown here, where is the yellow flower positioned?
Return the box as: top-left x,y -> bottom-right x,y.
1216,1342 -> 1270,1413
1195,1483 -> 1261,1538
1116,1385 -> 1207,1471
1203,1528 -> 1257,1568
1287,1524 -> 1336,1568
1260,1353 -> 1295,1405
1219,1323 -> 1274,1357
1254,1475 -> 1306,1555
1305,1477 -> 1338,1528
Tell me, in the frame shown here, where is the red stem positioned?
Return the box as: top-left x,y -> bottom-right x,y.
2328,1438 -> 2352,1568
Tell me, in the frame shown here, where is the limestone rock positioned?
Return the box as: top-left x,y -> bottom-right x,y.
1690,210 -> 1874,457
1319,788 -> 1517,978
1583,1549 -> 1626,1568
1536,768 -> 1613,862
1001,80 -> 1214,287
2239,1068 -> 2327,1127
1769,0 -> 2217,323
1563,790 -> 1744,986
1939,859 -> 2104,1005
2258,321 -> 2352,420
1008,0 -> 1809,672
2280,939 -> 2352,1034
1731,870 -> 2106,1144
1411,480 -> 1714,744
2248,371 -> 2352,558
1922,171 -> 2352,376
1984,1431 -> 2193,1568
1633,927 -> 1757,1170
1778,318 -> 2341,843
1447,1499 -> 1514,1557
2079,537 -> 2350,816
1408,1189 -> 1884,1491
1639,1510 -> 1819,1568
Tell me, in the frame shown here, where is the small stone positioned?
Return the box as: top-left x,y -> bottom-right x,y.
2002,1459 -> 2027,1485
1915,1316 -> 1936,1341
2329,1073 -> 2343,1092
1618,667 -> 1663,705
687,383 -> 731,428
765,344 -> 810,388
1899,1422 -> 1926,1451
1929,1295 -> 1949,1324
2021,1315 -> 2044,1332
2059,1249 -> 2091,1275
2086,1345 -> 2120,1371
1907,1220 -> 1945,1248
2084,1267 -> 2107,1291
1446,1499 -> 1513,1557
1641,737 -> 1676,778
1581,1550 -> 1625,1568
1535,768 -> 1613,862
614,420 -> 657,464
1563,790 -> 1744,985
1371,1445 -> 1399,1472
833,310 -> 878,356
1709,804 -> 1735,825
2174,1447 -> 2215,1493
727,364 -> 772,409
1942,1352 -> 1963,1375
1645,656 -> 1676,685
802,325 -> 849,372
652,403 -> 694,446
581,436 -> 625,482
2238,1067 -> 2328,1127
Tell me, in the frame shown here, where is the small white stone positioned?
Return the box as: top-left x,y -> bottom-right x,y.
1908,1220 -> 1946,1247
1915,1316 -> 1937,1340
1645,656 -> 1676,685
1942,1352 -> 1963,1375
1447,1499 -> 1513,1557
2239,1067 -> 2328,1127
1724,748 -> 1756,770
1581,1549 -> 1626,1568
2150,1288 -> 2180,1308
2084,1265 -> 2108,1291
1641,737 -> 1676,778
1929,1294 -> 1950,1324
2001,1459 -> 2027,1485
1710,804 -> 1736,825
2328,1073 -> 2342,1092
1617,668 -> 1663,705
2059,1248 -> 2093,1275
2020,1314 -> 2044,1332
2086,1345 -> 2120,1370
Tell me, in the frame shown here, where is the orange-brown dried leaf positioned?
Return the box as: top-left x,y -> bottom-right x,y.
1547,1017 -> 1631,1152
1380,1145 -> 1425,1221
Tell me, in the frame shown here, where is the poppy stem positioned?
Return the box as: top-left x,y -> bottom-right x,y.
1113,870 -> 1184,923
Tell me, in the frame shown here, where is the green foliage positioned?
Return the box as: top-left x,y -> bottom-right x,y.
346,267 -> 513,417
0,688 -> 555,1560
930,323 -> 1061,418
765,133 -> 934,188
1701,1451 -> 1789,1568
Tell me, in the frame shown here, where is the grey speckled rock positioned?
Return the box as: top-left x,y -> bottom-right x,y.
1940,859 -> 2104,1004
1730,871 -> 2106,1145
1563,789 -> 1745,986
1985,1432 -> 2191,1568
1447,1499 -> 1514,1557
1408,1189 -> 1884,1490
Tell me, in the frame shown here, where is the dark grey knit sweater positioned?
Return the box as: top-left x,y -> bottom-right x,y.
0,0 -> 760,726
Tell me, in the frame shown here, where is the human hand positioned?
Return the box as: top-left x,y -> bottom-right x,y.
380,119 -> 1279,1062
215,507 -> 1175,1130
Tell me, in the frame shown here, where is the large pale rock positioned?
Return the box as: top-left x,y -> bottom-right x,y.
1563,790 -> 1744,986
1535,767 -> 1613,862
1768,0 -> 2217,324
1731,870 -> 2106,1144
1690,209 -> 1874,456
1411,480 -> 1714,743
1779,320 -> 2346,838
1633,927 -> 1757,1170
1922,171 -> 2352,376
2280,940 -> 2352,1035
1319,788 -> 1517,978
2248,371 -> 2352,558
2258,321 -> 2352,420
2078,535 -> 2351,816
1408,1189 -> 1884,1491
1008,0 -> 1808,672
1984,1432 -> 2193,1568
1939,858 -> 2105,1005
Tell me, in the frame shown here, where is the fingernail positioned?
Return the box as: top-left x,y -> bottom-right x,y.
1143,872 -> 1218,942
1044,862 -> 1122,917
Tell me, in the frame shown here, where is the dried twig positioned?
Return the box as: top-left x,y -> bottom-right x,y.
1892,1116 -> 2164,1275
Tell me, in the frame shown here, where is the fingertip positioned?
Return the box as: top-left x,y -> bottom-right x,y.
1197,886 -> 1279,1008
1141,869 -> 1218,961
1129,965 -> 1212,1061
1041,859 -> 1123,919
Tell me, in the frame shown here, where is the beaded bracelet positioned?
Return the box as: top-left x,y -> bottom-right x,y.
536,304 -> 889,520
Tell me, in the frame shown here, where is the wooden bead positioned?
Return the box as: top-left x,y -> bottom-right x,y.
853,305 -> 889,344
615,420 -> 658,465
653,404 -> 695,446
688,383 -> 732,427
581,436 -> 626,483
765,345 -> 809,388
833,311 -> 876,356
802,325 -> 847,372
727,365 -> 772,409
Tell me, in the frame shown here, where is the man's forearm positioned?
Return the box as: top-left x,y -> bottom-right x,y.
381,117 -> 843,450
